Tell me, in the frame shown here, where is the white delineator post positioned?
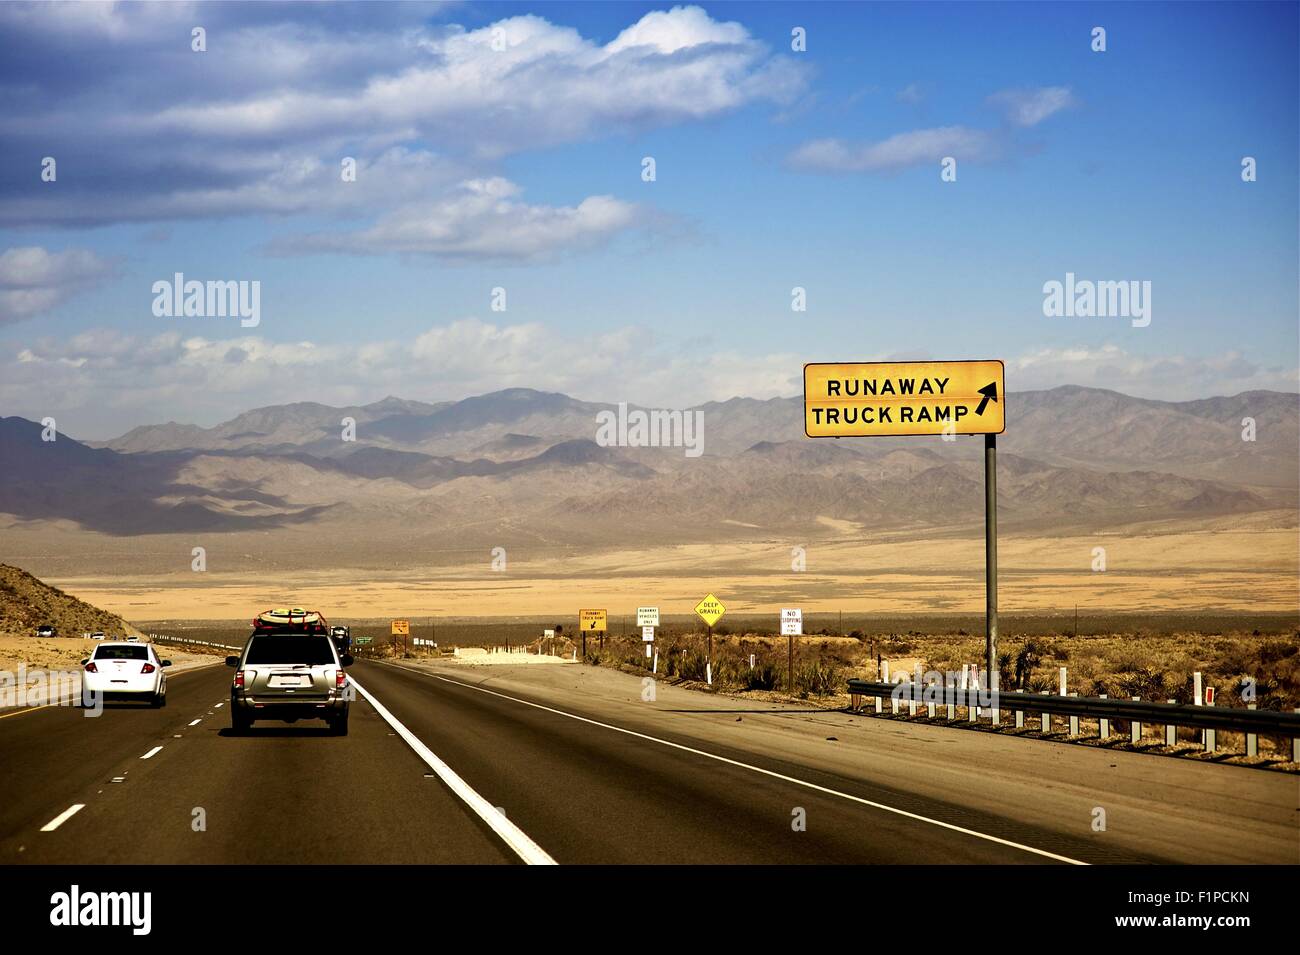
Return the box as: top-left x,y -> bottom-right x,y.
1245,701 -> 1257,757
1164,699 -> 1177,747
1014,689 -> 1024,729
1099,694 -> 1109,739
1131,696 -> 1142,745
1069,693 -> 1079,737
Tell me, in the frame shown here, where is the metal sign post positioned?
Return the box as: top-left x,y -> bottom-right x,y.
985,433 -> 998,695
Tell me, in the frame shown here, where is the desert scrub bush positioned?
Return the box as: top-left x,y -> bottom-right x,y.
744,663 -> 781,691
1115,666 -> 1173,700
673,649 -> 709,682
796,660 -> 841,697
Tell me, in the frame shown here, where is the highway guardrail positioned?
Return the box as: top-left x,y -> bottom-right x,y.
847,678 -> 1300,761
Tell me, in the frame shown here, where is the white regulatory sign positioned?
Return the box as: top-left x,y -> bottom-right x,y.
637,607 -> 660,628
781,608 -> 802,636
642,626 -> 655,642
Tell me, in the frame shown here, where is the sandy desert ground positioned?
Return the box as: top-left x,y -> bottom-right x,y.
31,518 -> 1299,621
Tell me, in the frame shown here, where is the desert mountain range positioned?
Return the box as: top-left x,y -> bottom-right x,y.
0,387 -> 1295,559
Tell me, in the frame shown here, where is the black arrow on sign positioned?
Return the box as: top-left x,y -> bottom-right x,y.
974,382 -> 998,416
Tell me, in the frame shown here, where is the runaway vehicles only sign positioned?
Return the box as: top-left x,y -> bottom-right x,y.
694,594 -> 726,628
637,607 -> 660,628
580,609 -> 608,632
803,360 -> 1005,437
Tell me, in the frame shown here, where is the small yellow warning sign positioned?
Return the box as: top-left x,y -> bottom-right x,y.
694,593 -> 726,628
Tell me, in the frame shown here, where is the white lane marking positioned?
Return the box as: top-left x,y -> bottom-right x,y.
349,676 -> 556,866
418,668 -> 1088,866
188,719 -> 202,726
214,702 -> 224,708
41,804 -> 85,832
140,746 -> 163,760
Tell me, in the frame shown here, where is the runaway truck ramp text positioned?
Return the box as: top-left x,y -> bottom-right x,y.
804,360 -> 1006,437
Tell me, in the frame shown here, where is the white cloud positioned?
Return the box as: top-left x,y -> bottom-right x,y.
895,83 -> 924,105
9,323 -> 1292,440
1008,344 -> 1299,399
0,6 -> 805,227
986,86 -> 1078,127
0,246 -> 117,325
276,177 -> 644,260
788,127 -> 1000,173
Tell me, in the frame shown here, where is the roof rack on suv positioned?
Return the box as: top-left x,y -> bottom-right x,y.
251,608 -> 330,635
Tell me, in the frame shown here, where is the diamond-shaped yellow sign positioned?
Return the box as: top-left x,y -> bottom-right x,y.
694,593 -> 726,628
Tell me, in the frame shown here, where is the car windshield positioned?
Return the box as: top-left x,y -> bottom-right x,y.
245,634 -> 336,665
93,645 -> 150,660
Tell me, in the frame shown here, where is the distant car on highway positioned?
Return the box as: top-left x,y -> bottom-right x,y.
227,631 -> 352,735
81,642 -> 170,706
90,631 -> 106,640
330,625 -> 351,656
36,625 -> 56,638
126,635 -> 140,642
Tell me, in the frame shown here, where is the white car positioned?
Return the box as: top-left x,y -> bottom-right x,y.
82,642 -> 171,707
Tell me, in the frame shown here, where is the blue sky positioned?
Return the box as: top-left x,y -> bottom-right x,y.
0,1 -> 1295,437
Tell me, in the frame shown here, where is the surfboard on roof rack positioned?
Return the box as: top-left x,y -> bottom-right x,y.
252,608 -> 329,634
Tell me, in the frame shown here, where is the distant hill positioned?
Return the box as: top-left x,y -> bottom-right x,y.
0,385 -> 1293,556
0,564 -> 137,637
91,385 -> 1300,487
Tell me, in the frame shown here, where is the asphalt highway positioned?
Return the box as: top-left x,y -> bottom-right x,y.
1,658 -> 1295,865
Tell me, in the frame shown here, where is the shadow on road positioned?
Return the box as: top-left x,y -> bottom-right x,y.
216,726 -> 337,738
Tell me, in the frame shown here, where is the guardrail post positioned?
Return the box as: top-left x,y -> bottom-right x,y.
1293,709 -> 1299,764
1099,694 -> 1109,739
1165,699 -> 1176,747
908,681 -> 918,718
1245,701 -> 1257,757
1131,696 -> 1141,745
1014,689 -> 1023,728
874,693 -> 882,714
1040,709 -> 1050,734
1205,691 -> 1216,754
1194,671 -> 1203,746
1069,693 -> 1079,736
926,682 -> 936,719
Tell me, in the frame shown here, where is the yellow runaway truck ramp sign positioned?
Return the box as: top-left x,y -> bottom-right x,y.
804,360 -> 1005,437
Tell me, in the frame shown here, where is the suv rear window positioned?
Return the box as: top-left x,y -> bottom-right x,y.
245,634 -> 336,665
93,645 -> 150,660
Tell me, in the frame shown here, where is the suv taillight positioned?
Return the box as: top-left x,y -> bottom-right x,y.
141,663 -> 156,674
336,669 -> 346,688
234,670 -> 245,689
84,662 -> 98,673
